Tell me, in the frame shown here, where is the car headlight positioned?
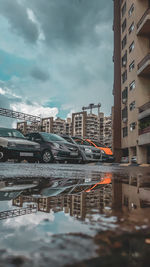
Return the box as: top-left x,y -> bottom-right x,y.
53,143 -> 61,149
84,148 -> 92,153
101,150 -> 105,154
8,142 -> 16,147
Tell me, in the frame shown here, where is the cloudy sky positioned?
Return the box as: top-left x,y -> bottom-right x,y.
0,0 -> 113,127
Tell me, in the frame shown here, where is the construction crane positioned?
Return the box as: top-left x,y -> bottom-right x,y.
0,107 -> 40,122
82,103 -> 101,114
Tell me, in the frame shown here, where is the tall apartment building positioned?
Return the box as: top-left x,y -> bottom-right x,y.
17,117 -> 72,136
65,118 -> 72,136
86,113 -> 100,140
72,111 -> 87,138
113,0 -> 150,163
17,121 -> 41,134
99,113 -> 112,147
103,115 -> 112,148
72,111 -> 101,140
72,111 -> 112,145
52,117 -> 66,135
41,117 -> 53,133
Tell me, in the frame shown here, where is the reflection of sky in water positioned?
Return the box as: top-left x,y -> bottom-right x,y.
0,210 -> 94,252
0,169 -> 150,256
0,201 -> 117,253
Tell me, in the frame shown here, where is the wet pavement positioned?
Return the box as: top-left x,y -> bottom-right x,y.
0,162 -> 150,266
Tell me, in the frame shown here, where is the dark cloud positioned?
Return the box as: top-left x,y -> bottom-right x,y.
27,0 -> 113,47
0,0 -> 114,121
31,67 -> 50,81
0,0 -> 39,43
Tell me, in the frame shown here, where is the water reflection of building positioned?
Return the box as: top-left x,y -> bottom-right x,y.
112,173 -> 150,222
12,183 -> 112,222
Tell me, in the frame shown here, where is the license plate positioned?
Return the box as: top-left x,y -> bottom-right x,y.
20,152 -> 33,157
70,152 -> 78,156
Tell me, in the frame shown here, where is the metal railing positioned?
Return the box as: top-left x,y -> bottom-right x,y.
139,101 -> 150,113
0,206 -> 37,220
139,125 -> 150,135
137,53 -> 150,70
137,8 -> 150,29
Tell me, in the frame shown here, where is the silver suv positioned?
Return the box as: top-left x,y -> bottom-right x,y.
0,127 -> 40,162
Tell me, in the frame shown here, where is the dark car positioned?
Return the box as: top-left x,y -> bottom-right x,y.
84,139 -> 115,163
0,127 -> 40,162
25,132 -> 81,163
61,135 -> 102,163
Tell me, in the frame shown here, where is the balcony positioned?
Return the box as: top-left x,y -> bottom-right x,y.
138,114 -> 150,145
138,126 -> 150,145
137,8 -> 150,36
139,101 -> 150,120
139,126 -> 150,135
137,53 -> 150,77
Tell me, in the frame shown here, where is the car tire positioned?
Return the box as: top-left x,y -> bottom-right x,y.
0,150 -> 7,162
41,150 -> 53,163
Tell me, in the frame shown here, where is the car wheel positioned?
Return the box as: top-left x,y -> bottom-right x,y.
42,150 -> 53,163
0,150 -> 7,162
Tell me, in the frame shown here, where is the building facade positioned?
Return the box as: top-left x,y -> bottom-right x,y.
72,111 -> 112,146
113,0 -> 150,163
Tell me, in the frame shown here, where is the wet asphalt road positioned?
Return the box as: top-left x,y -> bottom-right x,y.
0,162 -> 149,180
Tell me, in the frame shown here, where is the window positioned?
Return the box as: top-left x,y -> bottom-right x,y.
0,128 -> 25,139
122,51 -> 127,67
122,19 -> 127,33
122,70 -> 127,83
129,60 -> 135,72
122,106 -> 128,119
128,4 -> 134,16
129,80 -> 135,91
129,101 -> 135,111
122,35 -> 127,49
129,22 -> 134,34
123,127 -> 128,137
130,122 -> 136,131
129,41 -> 135,53
122,2 -> 126,17
122,87 -> 128,101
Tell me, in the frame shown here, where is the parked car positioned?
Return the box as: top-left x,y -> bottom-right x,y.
131,156 -> 137,164
121,156 -> 129,163
0,127 -> 40,162
61,135 -> 102,163
25,132 -> 81,163
84,139 -> 115,163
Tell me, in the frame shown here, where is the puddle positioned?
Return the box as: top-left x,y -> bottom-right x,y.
0,167 -> 150,266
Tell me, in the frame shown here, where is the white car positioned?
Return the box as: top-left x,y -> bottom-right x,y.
0,127 -> 40,162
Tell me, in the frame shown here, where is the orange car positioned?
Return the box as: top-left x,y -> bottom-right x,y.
85,139 -> 115,162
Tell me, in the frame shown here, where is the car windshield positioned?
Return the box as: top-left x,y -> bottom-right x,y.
41,132 -> 67,142
62,136 -> 73,144
72,138 -> 90,146
0,128 -> 25,139
90,141 -> 106,147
